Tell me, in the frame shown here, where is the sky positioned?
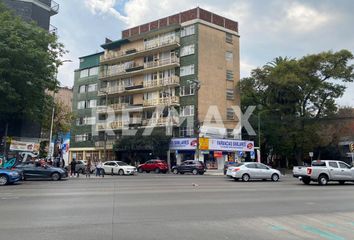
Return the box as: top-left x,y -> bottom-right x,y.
52,0 -> 354,106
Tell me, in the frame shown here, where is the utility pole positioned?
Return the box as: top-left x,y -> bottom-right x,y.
187,79 -> 201,161
3,123 -> 9,164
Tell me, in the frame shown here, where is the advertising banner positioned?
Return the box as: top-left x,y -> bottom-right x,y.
9,140 -> 40,152
209,139 -> 254,152
170,138 -> 197,150
199,137 -> 209,150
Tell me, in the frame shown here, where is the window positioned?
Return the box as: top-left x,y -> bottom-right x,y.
339,162 -> 350,169
226,70 -> 234,81
180,84 -> 195,96
179,127 -> 194,137
226,89 -> 234,100
76,117 -> 83,126
180,44 -> 195,57
226,33 -> 233,43
328,162 -> 338,168
80,69 -> 89,78
245,163 -> 257,169
87,84 -> 97,92
180,64 -> 194,76
180,25 -> 195,37
78,85 -> 86,93
227,108 -> 234,120
87,100 -> 97,108
256,163 -> 269,170
75,134 -> 91,142
180,105 -> 195,117
89,67 -> 98,76
225,51 -> 233,61
77,101 -> 85,109
84,117 -> 96,125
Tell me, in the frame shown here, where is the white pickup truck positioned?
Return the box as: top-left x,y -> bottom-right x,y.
293,160 -> 354,185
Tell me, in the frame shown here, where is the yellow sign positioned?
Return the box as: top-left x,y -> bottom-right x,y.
350,143 -> 354,152
199,137 -> 209,150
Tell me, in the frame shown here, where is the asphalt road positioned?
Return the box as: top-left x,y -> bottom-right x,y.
1,174 -> 354,240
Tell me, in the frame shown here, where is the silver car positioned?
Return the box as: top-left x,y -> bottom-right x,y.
226,162 -> 281,182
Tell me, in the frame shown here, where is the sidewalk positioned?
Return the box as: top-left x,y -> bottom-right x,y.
204,170 -> 224,176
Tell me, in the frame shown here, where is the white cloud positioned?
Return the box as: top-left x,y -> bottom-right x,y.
85,0 -> 129,23
240,60 -> 256,78
285,2 -> 330,32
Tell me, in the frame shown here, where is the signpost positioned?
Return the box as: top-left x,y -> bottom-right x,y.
309,152 -> 314,161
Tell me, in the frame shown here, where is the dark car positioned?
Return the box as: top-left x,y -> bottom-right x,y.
14,162 -> 67,181
0,168 -> 21,185
138,160 -> 169,173
172,160 -> 206,175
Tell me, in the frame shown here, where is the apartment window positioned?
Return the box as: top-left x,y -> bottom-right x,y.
89,67 -> 98,76
77,101 -> 85,109
226,33 -> 233,43
179,127 -> 194,137
227,108 -> 234,120
80,69 -> 89,78
75,133 -> 91,142
84,117 -> 96,125
78,85 -> 86,93
180,25 -> 195,37
225,51 -> 233,61
180,44 -> 195,57
76,117 -> 84,126
87,84 -> 97,92
180,84 -> 195,96
87,99 -> 97,108
226,70 -> 234,81
180,64 -> 195,77
226,89 -> 235,100
180,105 -> 195,117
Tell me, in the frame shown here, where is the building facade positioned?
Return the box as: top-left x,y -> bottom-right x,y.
70,7 -> 242,169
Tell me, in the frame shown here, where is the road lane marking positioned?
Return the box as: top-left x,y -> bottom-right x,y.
301,225 -> 345,240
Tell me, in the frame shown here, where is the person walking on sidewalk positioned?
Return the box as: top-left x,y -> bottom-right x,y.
97,160 -> 104,178
85,160 -> 91,178
70,158 -> 77,177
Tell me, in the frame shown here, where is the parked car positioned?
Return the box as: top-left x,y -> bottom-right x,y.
172,160 -> 206,175
102,161 -> 137,175
0,168 -> 21,185
226,162 -> 281,182
14,162 -> 68,181
138,160 -> 168,173
293,160 -> 354,185
75,160 -> 95,174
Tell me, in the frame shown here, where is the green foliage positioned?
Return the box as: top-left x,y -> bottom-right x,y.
0,3 -> 66,124
240,50 -> 354,165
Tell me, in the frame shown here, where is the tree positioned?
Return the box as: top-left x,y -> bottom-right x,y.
0,3 -> 66,130
240,50 -> 354,166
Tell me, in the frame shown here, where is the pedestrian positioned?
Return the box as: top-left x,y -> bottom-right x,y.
97,160 -> 104,178
70,158 -> 77,177
95,161 -> 100,177
86,160 -> 91,178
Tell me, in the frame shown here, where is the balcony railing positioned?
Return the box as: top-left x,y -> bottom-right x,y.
100,36 -> 180,63
142,117 -> 179,126
143,76 -> 179,88
50,0 -> 59,15
143,96 -> 179,107
99,85 -> 125,95
100,57 -> 179,79
95,140 -> 115,148
96,103 -> 129,113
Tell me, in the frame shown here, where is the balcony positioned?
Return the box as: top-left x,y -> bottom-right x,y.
99,57 -> 179,80
96,103 -> 144,113
100,37 -> 180,64
95,140 -> 115,149
50,0 -> 59,16
143,76 -> 179,89
143,96 -> 179,107
142,117 -> 179,127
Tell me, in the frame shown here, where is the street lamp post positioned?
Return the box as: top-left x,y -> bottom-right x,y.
49,59 -> 72,159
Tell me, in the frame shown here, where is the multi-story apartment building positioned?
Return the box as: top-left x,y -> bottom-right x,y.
70,7 -> 247,169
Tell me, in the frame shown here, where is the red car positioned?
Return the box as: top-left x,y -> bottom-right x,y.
138,160 -> 168,173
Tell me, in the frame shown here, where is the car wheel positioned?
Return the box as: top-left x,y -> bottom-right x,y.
302,178 -> 311,185
172,169 -> 178,174
0,175 -> 9,186
118,169 -> 124,176
339,181 -> 345,185
155,168 -> 160,174
318,174 -> 328,185
51,172 -> 60,181
242,174 -> 250,182
271,173 -> 279,182
192,169 -> 198,175
138,167 -> 143,173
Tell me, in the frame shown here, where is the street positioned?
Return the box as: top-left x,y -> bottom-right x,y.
1,174 -> 354,240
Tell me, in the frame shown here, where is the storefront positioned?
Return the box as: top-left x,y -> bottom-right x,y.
169,138 -> 255,170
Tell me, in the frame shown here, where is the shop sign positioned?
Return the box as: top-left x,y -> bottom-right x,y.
200,150 -> 210,154
10,140 -> 40,152
214,151 -> 223,158
349,143 -> 354,152
170,138 -> 197,150
209,139 -> 254,152
199,137 -> 209,150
